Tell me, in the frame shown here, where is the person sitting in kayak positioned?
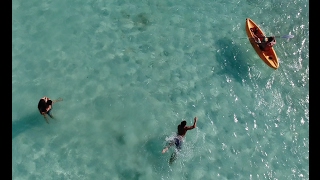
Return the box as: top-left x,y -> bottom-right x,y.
261,36 -> 276,51
255,36 -> 276,51
251,27 -> 263,43
252,34 -> 276,51
251,28 -> 276,51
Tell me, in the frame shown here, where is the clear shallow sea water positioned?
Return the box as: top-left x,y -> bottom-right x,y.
12,0 -> 309,179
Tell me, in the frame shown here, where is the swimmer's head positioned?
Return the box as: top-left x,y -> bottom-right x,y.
38,99 -> 47,114
180,121 -> 186,127
268,36 -> 275,42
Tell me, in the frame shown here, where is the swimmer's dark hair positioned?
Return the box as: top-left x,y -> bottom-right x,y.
38,99 -> 47,114
180,120 -> 186,127
268,36 -> 275,42
177,121 -> 187,133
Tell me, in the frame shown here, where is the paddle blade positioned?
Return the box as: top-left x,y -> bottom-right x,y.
281,34 -> 294,39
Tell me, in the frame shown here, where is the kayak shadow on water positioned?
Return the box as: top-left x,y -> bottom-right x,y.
12,112 -> 43,139
214,38 -> 251,83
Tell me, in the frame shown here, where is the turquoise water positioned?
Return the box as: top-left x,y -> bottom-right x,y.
12,0 -> 309,179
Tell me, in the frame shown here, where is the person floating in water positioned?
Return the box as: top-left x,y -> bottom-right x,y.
162,116 -> 198,164
37,96 -> 63,124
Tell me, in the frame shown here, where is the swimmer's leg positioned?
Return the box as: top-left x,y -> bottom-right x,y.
169,151 -> 178,165
47,110 -> 54,119
162,139 -> 175,153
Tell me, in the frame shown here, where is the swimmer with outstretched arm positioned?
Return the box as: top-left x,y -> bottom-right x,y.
162,117 -> 198,154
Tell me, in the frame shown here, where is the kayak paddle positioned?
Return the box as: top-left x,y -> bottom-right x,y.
274,34 -> 294,39
240,34 -> 294,39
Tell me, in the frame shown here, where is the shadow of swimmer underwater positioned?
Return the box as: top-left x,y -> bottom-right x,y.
162,117 -> 198,164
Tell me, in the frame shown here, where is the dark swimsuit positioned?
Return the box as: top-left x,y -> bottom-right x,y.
174,135 -> 183,150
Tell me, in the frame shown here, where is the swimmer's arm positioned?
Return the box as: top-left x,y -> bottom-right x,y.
185,117 -> 198,130
52,98 -> 63,103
